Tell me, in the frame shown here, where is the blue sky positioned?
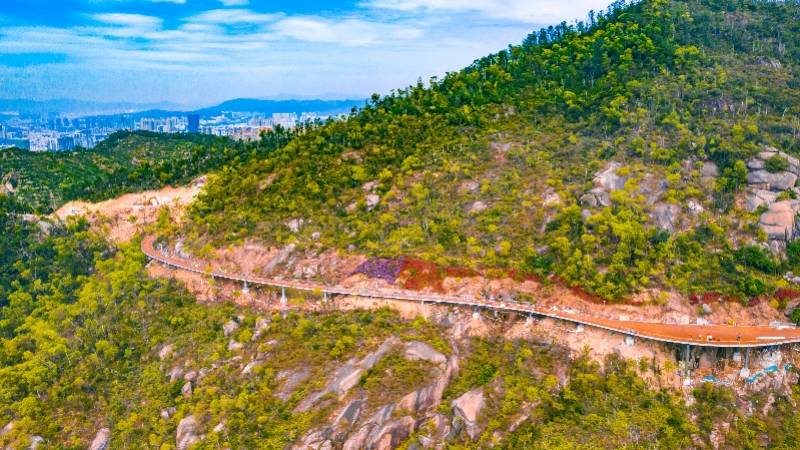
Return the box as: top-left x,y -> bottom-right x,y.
0,0 -> 612,107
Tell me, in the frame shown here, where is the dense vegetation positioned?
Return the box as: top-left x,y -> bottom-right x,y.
184,0 -> 800,301
0,129 -> 292,213
2,204 -> 799,448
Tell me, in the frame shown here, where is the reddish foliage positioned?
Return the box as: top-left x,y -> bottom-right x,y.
775,288 -> 800,301
689,292 -> 723,305
549,275 -> 607,304
444,266 -> 478,278
398,258 -> 444,292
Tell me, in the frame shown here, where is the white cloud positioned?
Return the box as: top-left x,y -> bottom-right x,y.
365,0 -> 612,23
271,16 -> 422,46
220,0 -> 249,6
92,13 -> 162,29
189,9 -> 278,25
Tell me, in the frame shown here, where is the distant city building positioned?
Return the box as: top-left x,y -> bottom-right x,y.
57,135 -> 76,151
0,107 -> 342,151
272,113 -> 297,129
187,114 -> 200,133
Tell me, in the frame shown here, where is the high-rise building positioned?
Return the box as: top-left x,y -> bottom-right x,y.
187,114 -> 200,133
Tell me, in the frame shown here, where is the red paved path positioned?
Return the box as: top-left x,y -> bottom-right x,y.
142,235 -> 800,348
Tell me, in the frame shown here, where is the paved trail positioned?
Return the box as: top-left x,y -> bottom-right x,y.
142,235 -> 800,348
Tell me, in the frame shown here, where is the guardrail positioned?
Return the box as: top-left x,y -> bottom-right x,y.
141,235 -> 800,348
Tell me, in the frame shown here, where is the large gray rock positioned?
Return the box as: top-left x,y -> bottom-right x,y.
747,170 -> 798,191
404,341 -> 446,365
368,416 -> 416,450
88,428 -> 110,450
417,414 -> 452,448
468,201 -> 487,214
252,317 -> 270,341
294,427 -> 333,450
759,200 -> 799,241
366,194 -> 380,211
28,436 -> 44,449
699,161 -> 719,179
343,425 -> 374,450
747,189 -> 779,212
158,344 -> 174,361
398,354 -> 459,415
452,388 -> 485,441
176,416 -> 201,450
296,337 -> 399,412
335,399 -> 365,428
1,421 -> 13,437
760,149 -> 800,175
594,162 -> 628,191
653,203 -> 681,232
222,320 -> 239,337
276,368 -> 311,401
580,187 -> 611,208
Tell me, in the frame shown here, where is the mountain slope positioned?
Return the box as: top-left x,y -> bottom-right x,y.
186,0 -> 800,300
0,130 -> 292,213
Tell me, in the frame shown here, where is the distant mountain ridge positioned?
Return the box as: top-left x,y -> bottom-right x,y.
0,99 -> 182,117
0,98 -> 367,119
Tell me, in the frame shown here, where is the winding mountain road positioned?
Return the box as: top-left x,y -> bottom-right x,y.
142,235 -> 800,348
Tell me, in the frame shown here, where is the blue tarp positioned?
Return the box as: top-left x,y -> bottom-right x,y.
764,364 -> 778,374
746,372 -> 764,384
703,375 -> 720,383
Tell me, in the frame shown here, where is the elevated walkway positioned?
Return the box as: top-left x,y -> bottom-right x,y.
142,235 -> 800,348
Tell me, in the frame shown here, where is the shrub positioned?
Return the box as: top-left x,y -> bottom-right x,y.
765,155 -> 789,173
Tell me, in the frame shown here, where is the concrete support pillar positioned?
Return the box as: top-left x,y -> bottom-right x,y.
242,280 -> 249,293
684,344 -> 691,376
281,287 -> 287,305
744,348 -> 750,369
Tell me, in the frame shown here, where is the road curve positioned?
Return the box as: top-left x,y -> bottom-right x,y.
142,235 -> 800,348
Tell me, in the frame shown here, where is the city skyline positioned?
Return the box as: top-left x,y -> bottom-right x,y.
0,0 -> 613,107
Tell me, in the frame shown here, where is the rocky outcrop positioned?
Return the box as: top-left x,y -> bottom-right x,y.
451,388 -> 486,440
369,416 -> 416,450
581,163 -> 629,209
744,148 -> 800,241
653,203 -> 681,232
276,368 -> 311,401
398,354 -> 459,415
335,399 -> 365,429
699,161 -> 719,179
222,320 -> 239,337
88,428 -> 110,450
366,194 -> 380,211
747,170 -> 797,191
579,188 -> 611,208
594,162 -> 628,191
468,201 -> 487,214
176,415 -> 202,450
747,189 -> 779,212
158,343 -> 174,360
746,149 -> 800,191
404,341 -> 446,365
296,337 -> 399,412
160,407 -> 177,419
252,317 -> 270,341
28,436 -> 44,449
759,200 -> 799,241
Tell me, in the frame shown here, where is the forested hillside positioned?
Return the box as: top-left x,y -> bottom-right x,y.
0,130 -> 292,213
1,204 -> 799,449
185,0 -> 800,301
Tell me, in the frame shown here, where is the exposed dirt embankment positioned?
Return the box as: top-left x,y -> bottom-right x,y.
152,233 -> 787,329
54,178 -> 205,242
